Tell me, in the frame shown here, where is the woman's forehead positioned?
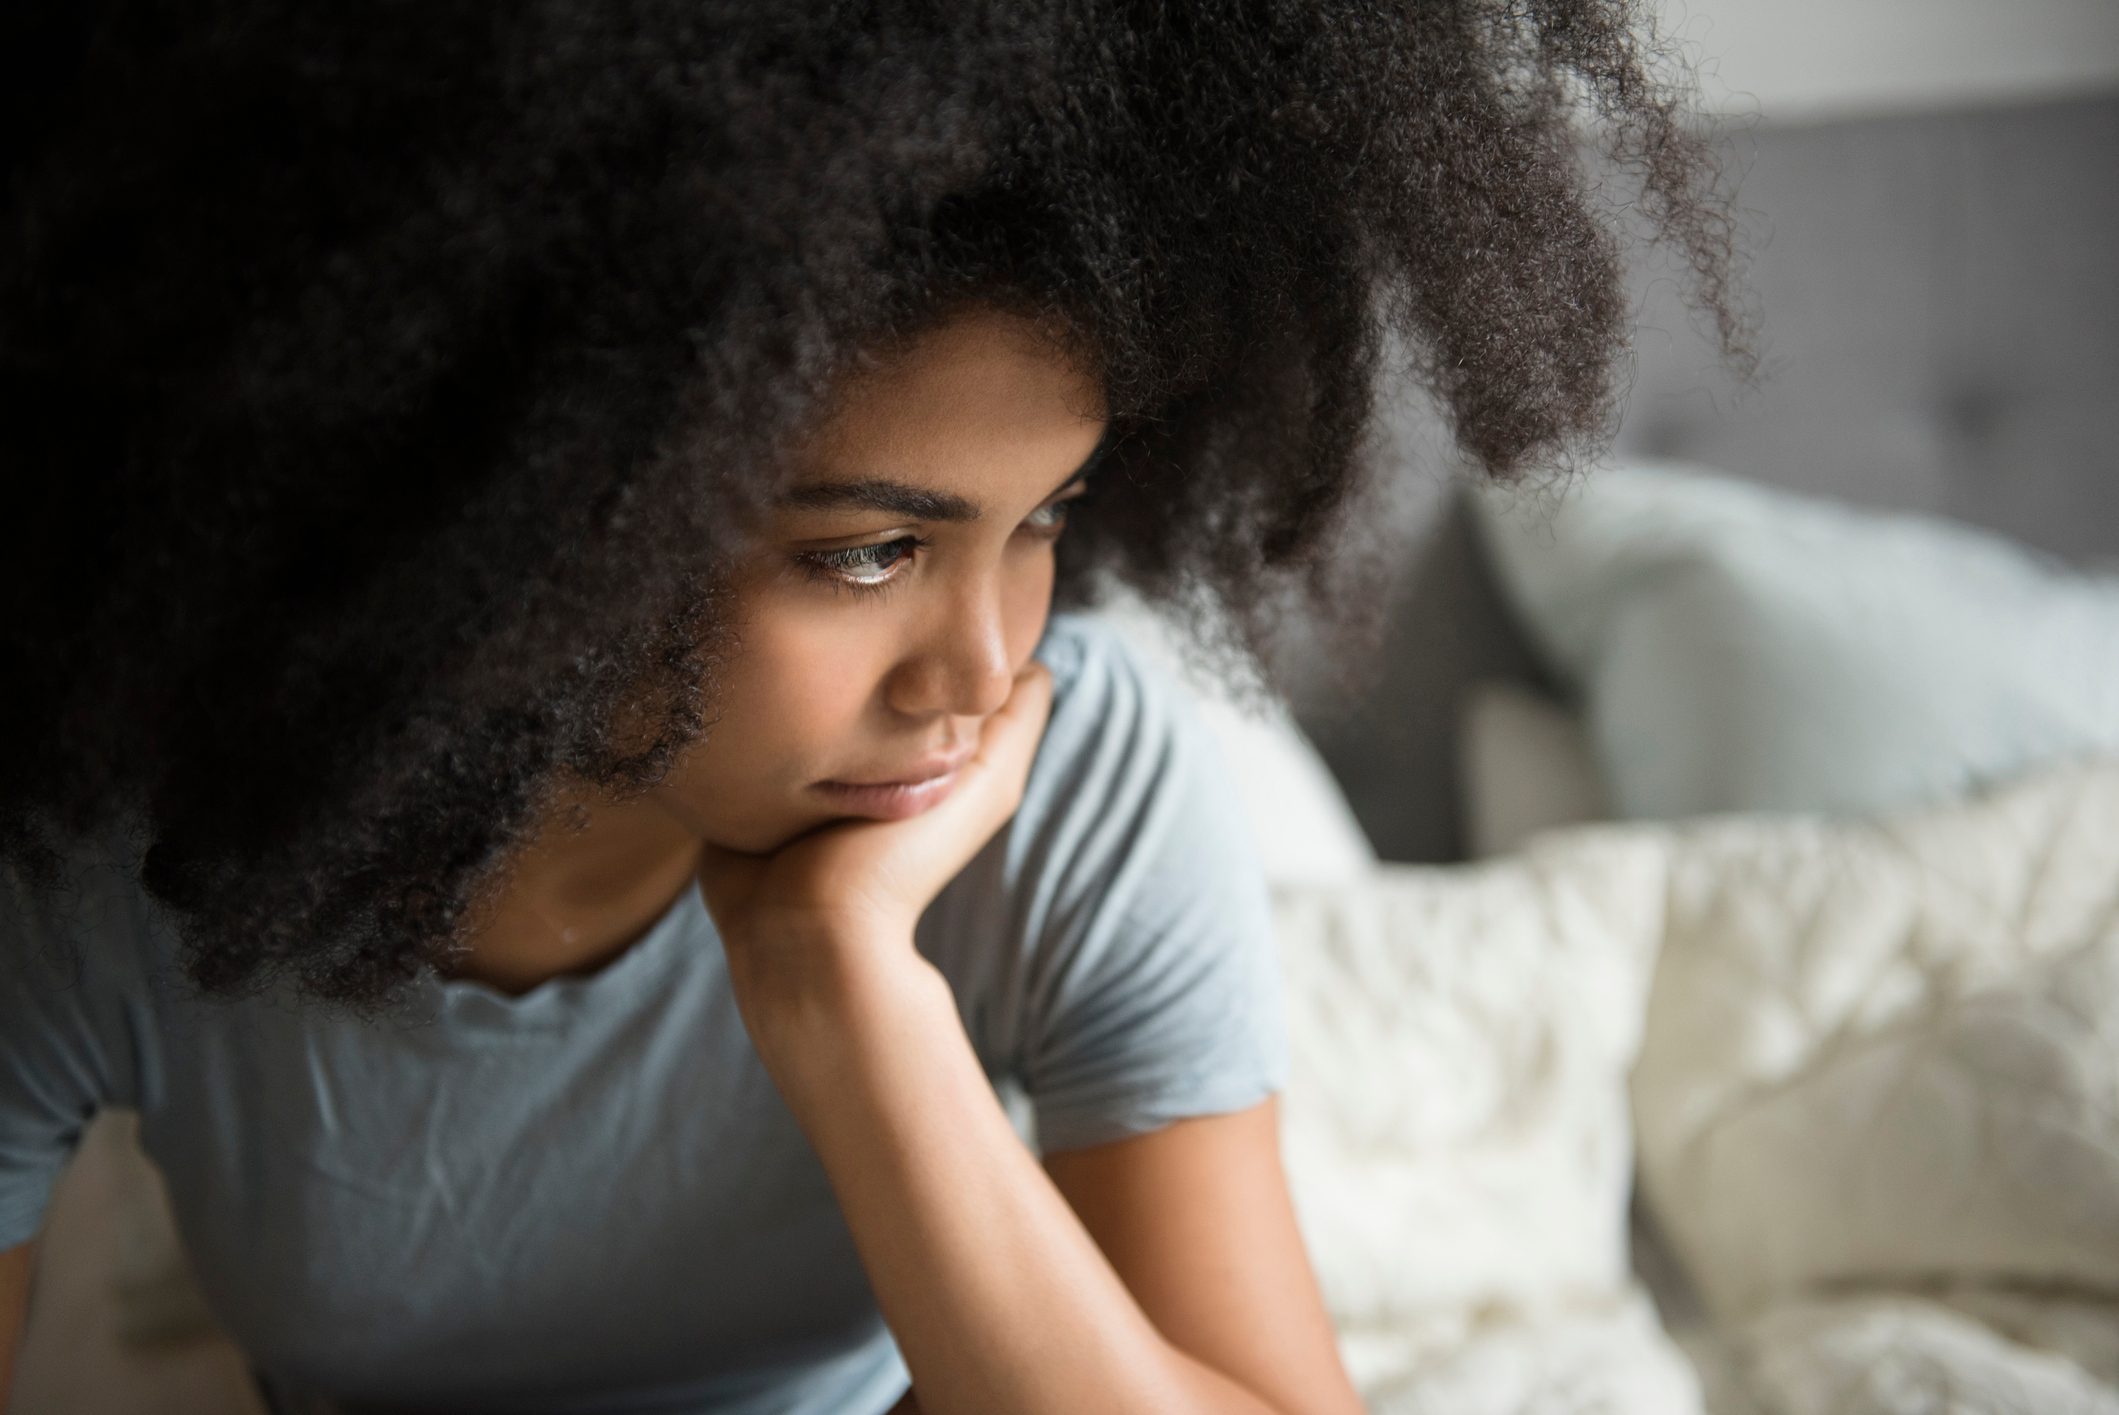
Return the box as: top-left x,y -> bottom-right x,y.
782,308 -> 1107,501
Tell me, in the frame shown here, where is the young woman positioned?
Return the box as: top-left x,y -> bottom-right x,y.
0,3 -> 1741,1412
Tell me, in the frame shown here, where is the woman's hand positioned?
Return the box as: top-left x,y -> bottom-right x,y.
694,659 -> 1054,1031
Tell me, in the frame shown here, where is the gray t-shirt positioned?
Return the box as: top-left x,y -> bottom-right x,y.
0,610 -> 1288,1415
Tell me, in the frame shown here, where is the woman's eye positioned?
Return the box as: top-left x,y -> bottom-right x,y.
793,496 -> 1078,601
798,535 -> 924,598
1024,498 -> 1073,535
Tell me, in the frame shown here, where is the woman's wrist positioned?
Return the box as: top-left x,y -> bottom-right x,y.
724,924 -> 954,1087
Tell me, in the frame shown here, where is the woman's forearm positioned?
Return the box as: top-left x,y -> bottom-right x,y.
739,939 -> 1284,1415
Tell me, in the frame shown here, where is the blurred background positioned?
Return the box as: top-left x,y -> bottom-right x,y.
1290,0 -> 2119,865
1650,0 -> 2118,121
14,3 -> 2119,1413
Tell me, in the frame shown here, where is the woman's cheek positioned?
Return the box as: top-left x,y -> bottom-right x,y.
692,602 -> 846,768
759,613 -> 892,741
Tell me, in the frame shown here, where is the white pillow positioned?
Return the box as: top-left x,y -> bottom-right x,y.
1469,461 -> 2119,821
1086,590 -> 1376,887
1267,834 -> 1704,1413
1626,756 -> 2119,1402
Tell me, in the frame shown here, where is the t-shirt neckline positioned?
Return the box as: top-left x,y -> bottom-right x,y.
388,877 -> 710,1036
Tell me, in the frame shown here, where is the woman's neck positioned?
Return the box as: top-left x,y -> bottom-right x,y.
442,783 -> 706,997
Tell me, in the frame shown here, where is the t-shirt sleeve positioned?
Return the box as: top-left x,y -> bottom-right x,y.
1,856 -> 140,1249
1014,625 -> 1289,1156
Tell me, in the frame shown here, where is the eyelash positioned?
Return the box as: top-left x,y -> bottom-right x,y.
798,498 -> 1078,601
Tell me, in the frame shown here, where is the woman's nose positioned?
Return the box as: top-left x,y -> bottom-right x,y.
886,582 -> 1017,721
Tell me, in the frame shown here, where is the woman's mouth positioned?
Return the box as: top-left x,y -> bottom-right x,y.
811,768 -> 961,820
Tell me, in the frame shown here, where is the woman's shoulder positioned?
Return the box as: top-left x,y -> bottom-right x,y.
1017,606 -> 1242,869
0,839 -> 170,1133
1033,608 -> 1140,696
1034,607 -> 1206,750
954,610 -> 1288,1152
1026,611 -> 1202,816
1,837 -> 173,1007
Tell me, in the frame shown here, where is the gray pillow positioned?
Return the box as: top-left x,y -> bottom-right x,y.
1469,461 -> 2119,820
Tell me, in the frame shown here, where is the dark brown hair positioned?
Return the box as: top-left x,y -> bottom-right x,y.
0,0 -> 1746,1009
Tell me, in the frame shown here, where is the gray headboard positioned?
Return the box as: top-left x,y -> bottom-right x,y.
1291,90 -> 2119,864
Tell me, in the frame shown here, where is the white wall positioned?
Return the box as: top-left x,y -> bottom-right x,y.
1654,0 -> 2119,122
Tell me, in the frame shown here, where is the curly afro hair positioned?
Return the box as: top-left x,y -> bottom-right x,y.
1,0 -> 1745,1010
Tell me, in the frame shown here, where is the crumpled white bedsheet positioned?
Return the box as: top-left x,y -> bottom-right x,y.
1271,756 -> 2119,1414
1630,757 -> 2119,1415
1269,834 -> 1707,1414
1726,1293 -> 2119,1415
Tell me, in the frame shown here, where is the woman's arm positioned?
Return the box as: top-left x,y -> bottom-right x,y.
1,1240 -> 31,1413
877,1096 -> 1363,1415
1040,1097 -> 1362,1415
744,944 -> 1352,1415
692,662 -> 1357,1413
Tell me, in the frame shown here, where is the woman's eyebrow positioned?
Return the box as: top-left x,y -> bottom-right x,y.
775,462 -> 1095,521
775,478 -> 982,521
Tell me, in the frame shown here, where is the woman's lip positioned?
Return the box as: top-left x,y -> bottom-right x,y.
826,751 -> 975,788
811,769 -> 961,820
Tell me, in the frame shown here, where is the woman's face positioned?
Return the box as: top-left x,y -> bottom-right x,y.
651,305 -> 1108,854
